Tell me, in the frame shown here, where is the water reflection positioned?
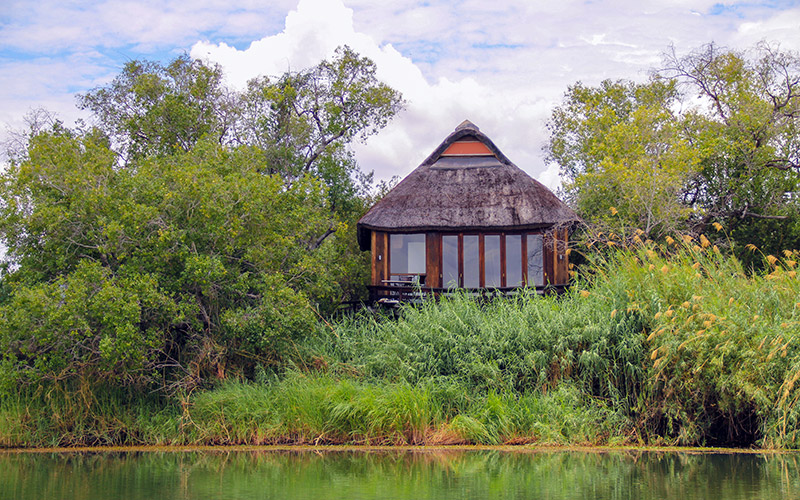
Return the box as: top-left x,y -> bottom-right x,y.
2,449 -> 798,500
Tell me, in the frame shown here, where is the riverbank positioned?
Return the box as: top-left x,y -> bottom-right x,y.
1,444 -> 790,454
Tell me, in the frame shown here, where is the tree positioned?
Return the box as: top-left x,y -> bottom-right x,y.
546,42 -> 800,256
546,78 -> 698,240
663,42 -> 800,257
78,55 -> 235,162
0,48 -> 403,392
0,130 -> 339,390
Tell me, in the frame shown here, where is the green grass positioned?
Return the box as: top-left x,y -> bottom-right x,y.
186,375 -> 624,446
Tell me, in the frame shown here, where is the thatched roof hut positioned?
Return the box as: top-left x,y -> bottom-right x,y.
358,120 -> 578,301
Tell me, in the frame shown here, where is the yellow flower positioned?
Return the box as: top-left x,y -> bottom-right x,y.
682,234 -> 694,244
745,243 -> 758,253
767,254 -> 778,266
692,262 -> 701,269
610,206 -> 618,215
661,265 -> 670,274
666,236 -> 675,245
580,290 -> 590,298
700,234 -> 711,248
712,222 -> 723,232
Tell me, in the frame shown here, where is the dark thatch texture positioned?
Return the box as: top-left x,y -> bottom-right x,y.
357,121 -> 579,249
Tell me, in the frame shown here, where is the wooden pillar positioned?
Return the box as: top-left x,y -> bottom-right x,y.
553,227 -> 569,285
371,231 -> 388,286
426,232 -> 441,288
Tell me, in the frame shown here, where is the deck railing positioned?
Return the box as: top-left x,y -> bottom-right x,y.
367,283 -> 568,305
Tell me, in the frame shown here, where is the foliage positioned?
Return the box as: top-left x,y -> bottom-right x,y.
0,131 -> 336,389
0,47 -> 403,393
547,79 -> 698,239
0,383 -> 178,447
78,55 -> 234,161
186,375 -> 622,446
301,237 -> 800,448
546,42 -> 800,255
310,291 -> 645,407
4,240 -> 800,448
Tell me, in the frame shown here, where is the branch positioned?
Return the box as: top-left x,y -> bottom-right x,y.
763,159 -> 800,171
308,225 -> 337,250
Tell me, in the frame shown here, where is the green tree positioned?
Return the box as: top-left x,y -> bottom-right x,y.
546,42 -> 800,256
78,55 -> 235,162
663,42 -> 800,258
546,78 -> 698,240
0,48 -> 403,392
0,130 -> 338,390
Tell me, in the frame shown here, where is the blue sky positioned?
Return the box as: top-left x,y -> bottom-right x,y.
3,0 -> 800,187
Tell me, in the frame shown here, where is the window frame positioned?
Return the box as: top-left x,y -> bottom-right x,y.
437,231 -> 546,289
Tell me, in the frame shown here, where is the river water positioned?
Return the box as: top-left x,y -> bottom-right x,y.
2,448 -> 798,499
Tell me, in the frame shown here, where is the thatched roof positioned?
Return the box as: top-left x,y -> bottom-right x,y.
357,120 -> 579,250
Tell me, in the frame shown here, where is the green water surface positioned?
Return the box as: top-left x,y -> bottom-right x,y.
1,449 -> 798,499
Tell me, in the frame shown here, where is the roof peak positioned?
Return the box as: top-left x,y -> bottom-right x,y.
455,119 -> 479,132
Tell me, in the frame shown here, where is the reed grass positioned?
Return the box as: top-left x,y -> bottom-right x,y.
0,383 -> 178,447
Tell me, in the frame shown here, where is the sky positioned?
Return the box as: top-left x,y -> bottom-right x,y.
3,0 -> 800,189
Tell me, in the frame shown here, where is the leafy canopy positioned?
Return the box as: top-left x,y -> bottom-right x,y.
0,47 -> 403,393
546,42 -> 800,257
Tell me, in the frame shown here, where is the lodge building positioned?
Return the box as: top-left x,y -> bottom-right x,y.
357,120 -> 579,302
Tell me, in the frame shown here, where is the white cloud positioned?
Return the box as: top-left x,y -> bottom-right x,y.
5,0 -> 800,189
187,0 -> 800,188
191,0 -> 584,185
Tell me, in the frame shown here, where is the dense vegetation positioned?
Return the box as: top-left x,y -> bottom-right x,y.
2,240 -> 800,448
2,43 -> 800,450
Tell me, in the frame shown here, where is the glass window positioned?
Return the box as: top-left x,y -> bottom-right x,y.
463,235 -> 480,288
506,235 -> 523,287
442,235 -> 459,288
390,234 -> 426,274
527,234 -> 544,287
484,235 -> 501,287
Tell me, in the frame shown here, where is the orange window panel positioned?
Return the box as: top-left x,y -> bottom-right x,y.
441,141 -> 493,156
